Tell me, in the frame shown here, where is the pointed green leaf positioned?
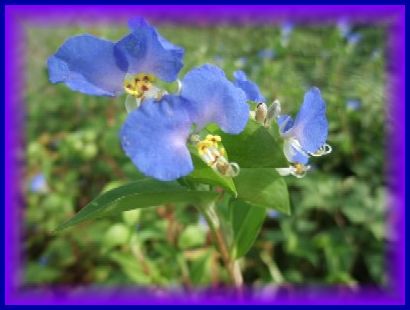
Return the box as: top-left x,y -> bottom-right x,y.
234,168 -> 290,215
55,179 -> 218,231
212,119 -> 287,168
230,199 -> 266,258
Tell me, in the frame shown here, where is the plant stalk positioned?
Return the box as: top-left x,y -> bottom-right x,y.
198,203 -> 243,290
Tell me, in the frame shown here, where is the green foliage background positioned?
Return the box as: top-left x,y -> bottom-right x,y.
24,22 -> 387,288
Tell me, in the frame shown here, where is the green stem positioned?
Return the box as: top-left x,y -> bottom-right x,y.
197,203 -> 243,289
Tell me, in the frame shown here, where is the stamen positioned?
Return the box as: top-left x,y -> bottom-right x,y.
123,73 -> 156,98
195,135 -> 240,177
276,163 -> 310,178
309,143 -> 332,157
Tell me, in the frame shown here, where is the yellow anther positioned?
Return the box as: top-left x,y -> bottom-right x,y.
205,134 -> 222,143
294,163 -> 303,174
123,73 -> 156,98
196,140 -> 213,155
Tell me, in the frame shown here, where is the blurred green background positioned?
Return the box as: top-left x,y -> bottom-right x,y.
24,21 -> 388,289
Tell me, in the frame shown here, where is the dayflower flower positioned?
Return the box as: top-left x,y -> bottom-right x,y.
275,87 -> 331,177
258,48 -> 276,60
29,173 -> 49,193
233,72 -> 331,177
120,64 -> 249,181
346,98 -> 362,111
280,21 -> 294,47
47,17 -> 184,101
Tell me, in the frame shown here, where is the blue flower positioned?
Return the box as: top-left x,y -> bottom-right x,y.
29,173 -> 49,193
120,64 -> 249,181
48,17 -> 184,97
337,19 -> 351,39
346,98 -> 362,111
258,48 -> 276,60
280,21 -> 294,47
277,87 -> 330,166
233,70 -> 265,103
347,32 -> 362,46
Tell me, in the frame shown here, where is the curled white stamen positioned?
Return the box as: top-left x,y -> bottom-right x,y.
309,143 -> 332,157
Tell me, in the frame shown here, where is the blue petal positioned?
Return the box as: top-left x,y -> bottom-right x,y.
115,17 -> 184,82
289,87 -> 328,153
181,64 -> 249,134
120,95 -> 193,181
283,140 -> 309,165
48,34 -> 127,96
277,114 -> 294,135
233,70 -> 265,102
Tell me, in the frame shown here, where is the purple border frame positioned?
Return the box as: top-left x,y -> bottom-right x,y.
4,5 -> 405,305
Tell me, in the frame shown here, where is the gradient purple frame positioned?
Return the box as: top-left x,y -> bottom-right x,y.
4,5 -> 405,305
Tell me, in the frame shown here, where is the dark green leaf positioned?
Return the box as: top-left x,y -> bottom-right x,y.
212,119 -> 288,168
230,199 -> 266,258
234,168 -> 290,214
55,179 -> 218,231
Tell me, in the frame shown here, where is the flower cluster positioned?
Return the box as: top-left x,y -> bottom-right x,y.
48,17 -> 330,181
233,71 -> 331,178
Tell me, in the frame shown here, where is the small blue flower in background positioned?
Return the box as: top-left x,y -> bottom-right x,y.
346,33 -> 362,47
280,21 -> 294,47
29,173 -> 49,193
258,48 -> 276,60
337,18 -> 351,39
275,87 -> 331,177
346,98 -> 362,111
48,17 -> 184,97
38,255 -> 49,266
336,18 -> 362,47
121,64 -> 249,181
233,70 -> 265,103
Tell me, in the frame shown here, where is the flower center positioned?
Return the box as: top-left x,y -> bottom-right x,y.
196,135 -> 239,177
123,73 -> 156,98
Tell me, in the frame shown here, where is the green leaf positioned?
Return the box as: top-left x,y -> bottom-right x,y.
212,119 -> 287,168
55,179 -> 218,231
230,199 -> 266,258
184,152 -> 237,195
234,168 -> 290,215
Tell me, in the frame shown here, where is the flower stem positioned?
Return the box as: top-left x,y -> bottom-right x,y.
197,203 -> 243,290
